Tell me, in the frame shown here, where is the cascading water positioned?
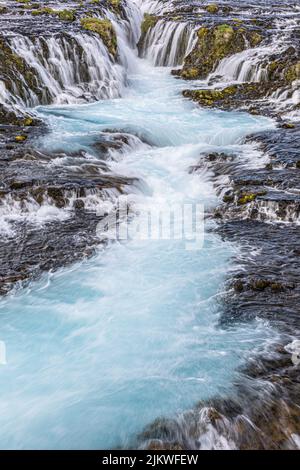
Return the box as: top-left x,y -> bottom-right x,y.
0,0 -> 281,451
139,19 -> 196,66
0,3 -> 142,108
8,33 -> 126,105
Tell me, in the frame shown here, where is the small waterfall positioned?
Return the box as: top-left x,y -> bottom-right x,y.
105,4 -> 142,73
212,47 -> 270,83
140,19 -> 196,67
210,19 -> 293,85
7,33 -> 125,106
270,80 -> 300,120
0,1 -> 142,110
133,0 -> 170,15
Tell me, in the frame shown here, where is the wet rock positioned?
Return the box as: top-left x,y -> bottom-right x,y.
0,140 -> 139,295
205,4 -> 220,15
140,13 -> 159,36
80,17 -> 117,57
15,135 -> 27,142
73,199 -> 85,210
178,24 -> 263,80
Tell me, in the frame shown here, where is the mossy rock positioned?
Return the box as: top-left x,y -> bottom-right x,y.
183,86 -> 238,106
205,4 -> 219,14
180,68 -> 201,79
31,7 -> 57,16
0,38 -> 42,114
180,23 -> 264,80
31,7 -> 75,21
108,0 -> 121,12
237,191 -> 267,205
140,13 -> 159,36
281,122 -> 296,129
58,10 -> 76,22
80,17 -> 117,56
285,62 -> 300,82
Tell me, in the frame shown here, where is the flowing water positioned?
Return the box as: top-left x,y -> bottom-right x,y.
0,0 -> 279,450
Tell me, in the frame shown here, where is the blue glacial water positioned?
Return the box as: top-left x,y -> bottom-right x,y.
0,60 -> 276,449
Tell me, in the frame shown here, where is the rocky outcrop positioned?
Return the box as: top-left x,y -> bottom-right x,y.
183,45 -> 300,117
178,24 -> 263,80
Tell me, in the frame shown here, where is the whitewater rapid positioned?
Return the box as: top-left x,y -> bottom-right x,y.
0,53 -> 277,448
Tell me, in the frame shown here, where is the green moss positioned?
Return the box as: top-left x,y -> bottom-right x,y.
108,0 -> 121,10
23,117 -> 34,126
232,18 -> 243,24
216,24 -> 234,34
223,85 -> 238,95
183,85 -> 238,105
268,61 -> 279,73
58,9 -> 76,21
238,193 -> 257,204
251,32 -> 263,46
180,68 -> 201,79
80,17 -> 117,56
205,4 -> 219,14
0,38 -> 41,114
237,191 -> 267,205
15,135 -> 27,142
285,62 -> 300,82
197,27 -> 209,39
141,13 -> 159,35
31,7 -> 57,16
281,122 -> 295,129
31,7 -> 75,20
181,23 -> 264,80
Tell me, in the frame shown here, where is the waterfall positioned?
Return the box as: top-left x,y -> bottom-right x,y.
104,3 -> 142,73
211,46 -> 271,83
133,0 -> 171,15
140,19 -> 196,67
270,79 -> 300,120
8,33 -> 126,106
0,1 -> 142,110
209,17 -> 294,85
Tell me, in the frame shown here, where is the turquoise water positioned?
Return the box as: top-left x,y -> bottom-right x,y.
0,61 -> 276,449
